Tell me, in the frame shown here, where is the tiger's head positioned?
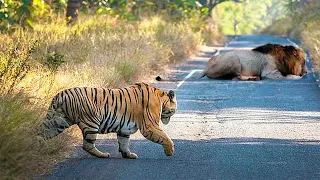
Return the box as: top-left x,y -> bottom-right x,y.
160,90 -> 177,125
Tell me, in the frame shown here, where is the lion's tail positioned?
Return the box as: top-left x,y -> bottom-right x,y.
155,70 -> 206,82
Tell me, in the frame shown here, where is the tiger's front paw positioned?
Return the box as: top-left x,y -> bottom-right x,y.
164,143 -> 174,156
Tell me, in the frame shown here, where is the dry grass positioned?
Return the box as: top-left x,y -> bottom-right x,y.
0,14 -> 223,179
301,21 -> 320,70
0,95 -> 78,179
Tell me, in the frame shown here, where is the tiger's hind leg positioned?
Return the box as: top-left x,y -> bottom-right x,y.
117,133 -> 138,159
79,122 -> 110,158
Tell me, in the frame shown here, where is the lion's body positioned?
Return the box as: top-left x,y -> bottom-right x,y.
200,44 -> 307,80
41,83 -> 177,159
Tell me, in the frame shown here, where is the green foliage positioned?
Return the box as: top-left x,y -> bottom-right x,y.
167,0 -> 206,20
44,52 -> 66,72
79,0 -> 137,20
0,0 -> 214,30
52,0 -> 67,13
213,0 -> 287,35
0,0 -> 50,30
261,0 -> 320,38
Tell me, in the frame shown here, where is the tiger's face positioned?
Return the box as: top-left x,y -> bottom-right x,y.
161,90 -> 177,125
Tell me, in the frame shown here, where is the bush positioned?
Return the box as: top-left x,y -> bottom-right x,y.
301,21 -> 320,70
155,20 -> 203,63
0,94 -> 74,179
0,36 -> 36,94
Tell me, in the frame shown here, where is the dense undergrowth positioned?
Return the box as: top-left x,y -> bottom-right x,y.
0,14 -> 223,179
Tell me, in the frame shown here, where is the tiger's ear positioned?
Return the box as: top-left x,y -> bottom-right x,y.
168,90 -> 175,100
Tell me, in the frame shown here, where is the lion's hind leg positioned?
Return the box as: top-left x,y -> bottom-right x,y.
205,53 -> 242,79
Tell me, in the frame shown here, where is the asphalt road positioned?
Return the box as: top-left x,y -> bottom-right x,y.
44,35 -> 320,180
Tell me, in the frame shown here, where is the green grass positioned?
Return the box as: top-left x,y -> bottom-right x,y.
0,14 -> 224,179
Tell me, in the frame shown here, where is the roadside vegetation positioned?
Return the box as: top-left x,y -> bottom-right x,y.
0,1 -> 218,179
261,0 -> 320,70
0,0 -> 288,179
0,15 -> 205,180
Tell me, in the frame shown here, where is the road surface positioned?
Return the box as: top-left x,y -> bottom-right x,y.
44,35 -> 320,180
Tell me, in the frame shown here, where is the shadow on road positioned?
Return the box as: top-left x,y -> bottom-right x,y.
44,138 -> 320,180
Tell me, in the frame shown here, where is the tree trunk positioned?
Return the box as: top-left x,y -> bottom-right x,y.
208,0 -> 214,17
206,0 -> 241,17
208,0 -> 220,17
66,0 -> 80,23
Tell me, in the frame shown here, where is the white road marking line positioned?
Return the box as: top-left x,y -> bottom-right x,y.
177,69 -> 202,88
176,50 -> 220,88
213,47 -> 252,50
287,38 -> 298,46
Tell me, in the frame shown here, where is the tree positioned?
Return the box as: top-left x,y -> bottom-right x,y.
66,0 -> 80,23
212,0 -> 286,35
198,0 -> 242,17
0,0 -> 49,30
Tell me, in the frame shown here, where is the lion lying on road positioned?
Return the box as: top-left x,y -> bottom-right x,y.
198,43 -> 307,80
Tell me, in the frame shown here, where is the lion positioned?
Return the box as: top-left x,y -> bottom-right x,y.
197,43 -> 307,80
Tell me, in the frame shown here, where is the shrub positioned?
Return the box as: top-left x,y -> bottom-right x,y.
0,36 -> 36,94
0,94 -> 74,179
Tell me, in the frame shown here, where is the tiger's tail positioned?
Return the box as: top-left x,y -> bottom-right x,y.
40,94 -> 72,140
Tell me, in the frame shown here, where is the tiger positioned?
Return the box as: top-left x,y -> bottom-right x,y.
40,82 -> 177,159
